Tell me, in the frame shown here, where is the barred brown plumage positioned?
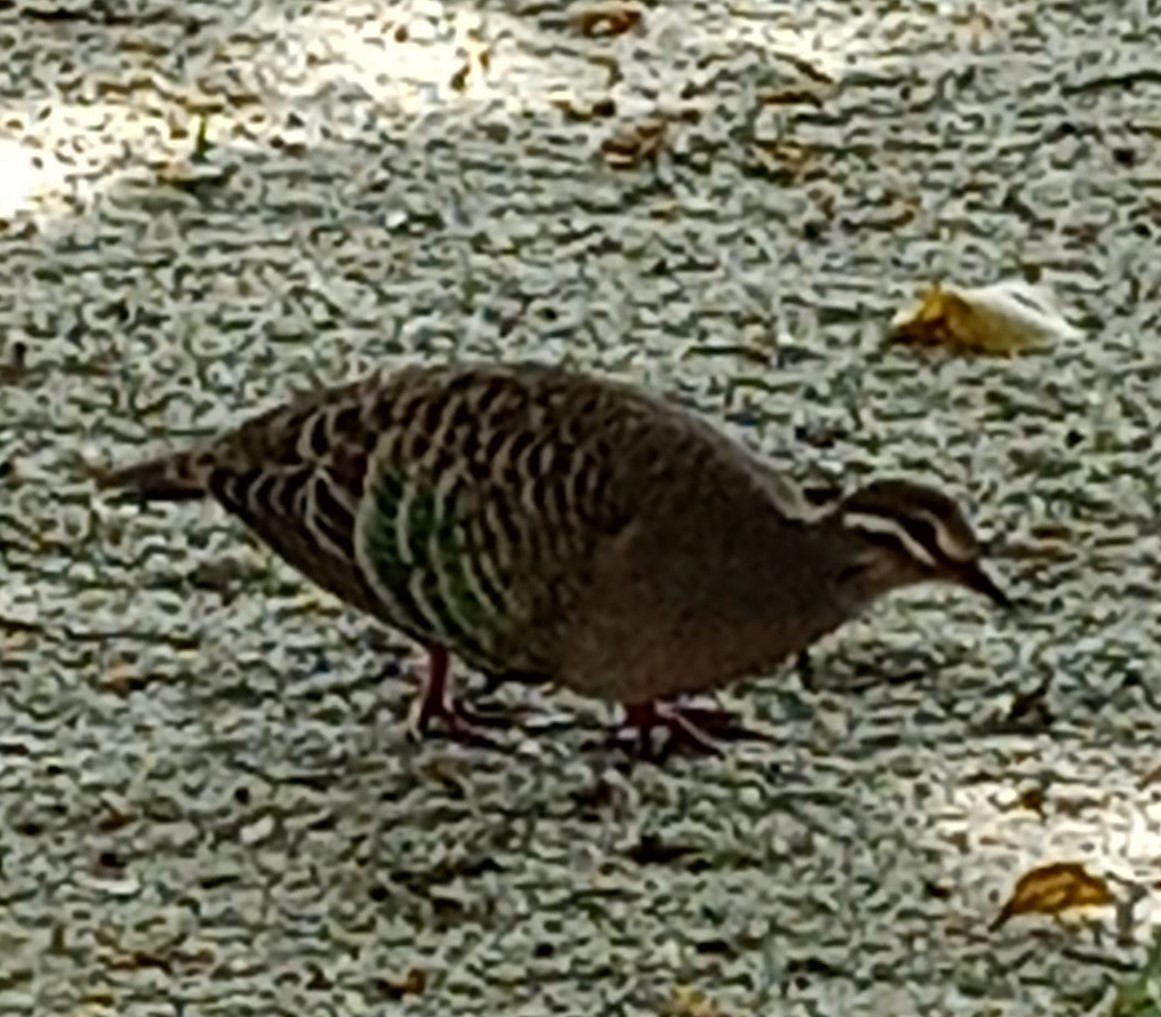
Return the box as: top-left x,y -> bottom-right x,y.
97,361 -> 1011,756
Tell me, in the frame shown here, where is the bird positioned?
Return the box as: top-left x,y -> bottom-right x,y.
95,361 -> 1012,756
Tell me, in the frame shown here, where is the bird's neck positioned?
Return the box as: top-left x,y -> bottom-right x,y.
681,514 -> 871,668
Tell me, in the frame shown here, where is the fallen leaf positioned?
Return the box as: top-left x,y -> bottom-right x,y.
749,139 -> 816,184
587,52 -> 623,88
889,280 -> 1080,355
992,861 -> 1114,930
97,809 -> 135,833
1002,536 -> 1073,562
571,1 -> 643,38
549,93 -> 617,122
155,160 -> 237,195
602,116 -> 668,170
662,985 -> 728,1017
376,966 -> 427,1000
101,945 -> 214,974
1014,786 -> 1047,817
758,87 -> 826,108
102,661 -> 139,697
449,59 -> 471,92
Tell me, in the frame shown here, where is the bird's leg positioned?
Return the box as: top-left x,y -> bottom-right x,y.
407,646 -> 511,745
616,702 -> 771,760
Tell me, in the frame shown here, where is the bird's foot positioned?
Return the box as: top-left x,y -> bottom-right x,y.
402,645 -> 519,748
407,691 -> 510,748
615,702 -> 770,760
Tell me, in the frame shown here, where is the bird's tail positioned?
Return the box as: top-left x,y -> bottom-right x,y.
90,450 -> 208,502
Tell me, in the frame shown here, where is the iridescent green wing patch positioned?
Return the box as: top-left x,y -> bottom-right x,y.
359,466 -> 513,665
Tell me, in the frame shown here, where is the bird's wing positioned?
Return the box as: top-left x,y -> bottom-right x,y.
353,365 -> 644,674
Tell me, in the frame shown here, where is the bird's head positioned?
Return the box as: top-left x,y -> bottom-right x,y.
833,479 -> 1012,609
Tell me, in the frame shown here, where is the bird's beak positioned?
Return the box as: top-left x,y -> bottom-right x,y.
959,560 -> 1013,610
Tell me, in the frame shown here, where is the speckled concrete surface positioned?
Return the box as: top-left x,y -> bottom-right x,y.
2,1 -> 1161,1015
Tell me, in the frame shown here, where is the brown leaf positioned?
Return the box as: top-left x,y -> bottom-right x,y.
602,117 -> 668,170
1014,787 -> 1046,817
97,808 -> 135,833
550,94 -> 617,122
758,87 -> 825,108
571,2 -> 643,38
662,985 -> 728,1017
376,967 -> 427,1000
101,661 -> 139,697
449,59 -> 471,92
1002,536 -> 1072,562
992,862 -> 1114,930
748,139 -> 815,183
103,945 -> 214,974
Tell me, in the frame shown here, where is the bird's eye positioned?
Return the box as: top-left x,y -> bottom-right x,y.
903,517 -> 938,550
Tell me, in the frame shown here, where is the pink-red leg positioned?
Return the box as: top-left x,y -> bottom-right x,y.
617,701 -> 770,759
407,646 -> 512,746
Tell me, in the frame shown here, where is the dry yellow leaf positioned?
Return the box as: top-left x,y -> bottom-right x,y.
991,861 -> 1114,930
662,986 -> 728,1017
889,280 -> 1079,356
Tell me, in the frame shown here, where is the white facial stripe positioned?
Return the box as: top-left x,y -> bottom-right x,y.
911,508 -> 973,563
842,511 -> 939,569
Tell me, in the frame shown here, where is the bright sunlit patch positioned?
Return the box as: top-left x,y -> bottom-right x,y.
0,1 -> 946,230
933,778 -> 1161,942
0,138 -> 61,219
279,3 -> 519,115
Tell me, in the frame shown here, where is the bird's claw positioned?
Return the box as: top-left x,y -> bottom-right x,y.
408,693 -> 511,748
613,702 -> 772,761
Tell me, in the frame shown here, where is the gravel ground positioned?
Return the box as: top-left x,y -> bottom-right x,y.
3,1 -> 1161,1014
